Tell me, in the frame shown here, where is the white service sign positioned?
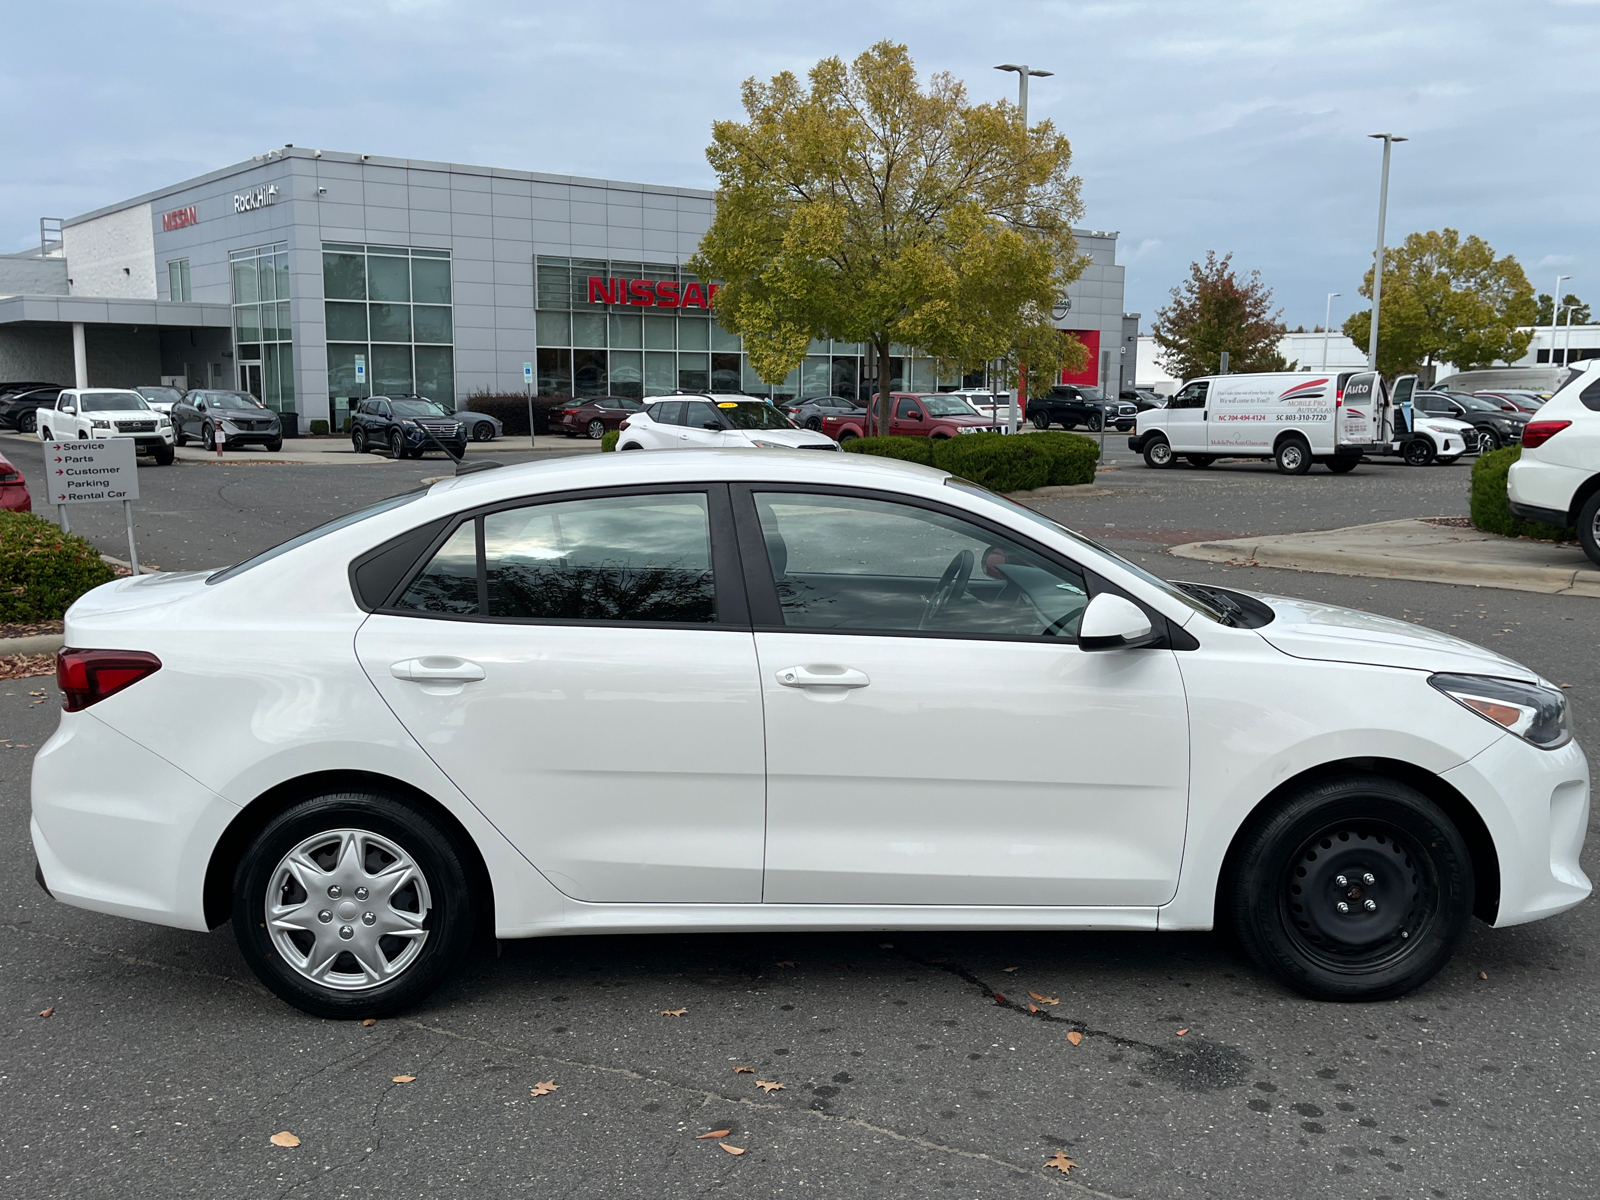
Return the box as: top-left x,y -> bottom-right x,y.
46,439 -> 140,505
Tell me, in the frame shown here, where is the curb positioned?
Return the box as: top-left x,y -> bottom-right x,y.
0,634 -> 63,657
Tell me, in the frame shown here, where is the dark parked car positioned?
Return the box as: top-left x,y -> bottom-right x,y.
781,394 -> 864,431
1030,385 -> 1136,432
1475,390 -> 1544,414
1416,390 -> 1529,454
557,395 -> 645,438
0,386 -> 63,433
1121,388 -> 1167,412
172,390 -> 285,450
350,395 -> 466,458
390,395 -> 502,441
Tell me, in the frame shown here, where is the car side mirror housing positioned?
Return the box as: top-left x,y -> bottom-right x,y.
1078,593 -> 1158,651
702,421 -> 724,431
906,412 -> 922,420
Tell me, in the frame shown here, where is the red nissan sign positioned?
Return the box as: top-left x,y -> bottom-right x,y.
587,276 -> 718,309
161,205 -> 199,232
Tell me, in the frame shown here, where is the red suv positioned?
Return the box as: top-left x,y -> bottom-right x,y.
558,395 -> 646,438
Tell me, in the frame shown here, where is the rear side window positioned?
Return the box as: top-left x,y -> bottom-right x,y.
651,401 -> 683,425
1581,375 -> 1600,412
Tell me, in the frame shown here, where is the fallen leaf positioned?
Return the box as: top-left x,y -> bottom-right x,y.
756,1080 -> 785,1094
774,961 -> 796,967
993,992 -> 1007,1005
1045,1150 -> 1077,1175
1479,971 -> 1488,980
733,1066 -> 755,1074
1028,991 -> 1059,1006
720,1143 -> 746,1156
1028,1003 -> 1039,1014
38,1007 -> 54,1018
269,1132 -> 300,1148
661,1008 -> 688,1017
391,1075 -> 416,1083
362,1018 -> 376,1027
1176,1028 -> 1189,1036
696,1129 -> 732,1139
1002,966 -> 1018,973
530,1080 -> 559,1097
1066,1031 -> 1083,1046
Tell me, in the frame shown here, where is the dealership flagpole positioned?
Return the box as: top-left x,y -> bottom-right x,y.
1366,134 -> 1406,372
997,63 -> 1053,435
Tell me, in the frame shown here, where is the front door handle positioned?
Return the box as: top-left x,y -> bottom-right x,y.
776,665 -> 871,689
390,657 -> 486,683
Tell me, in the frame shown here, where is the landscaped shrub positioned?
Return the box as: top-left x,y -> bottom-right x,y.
0,511 -> 116,622
840,436 -> 936,466
1470,446 -> 1575,541
930,434 -> 1050,493
601,431 -> 619,452
461,390 -> 573,438
308,419 -> 330,436
1023,431 -> 1100,486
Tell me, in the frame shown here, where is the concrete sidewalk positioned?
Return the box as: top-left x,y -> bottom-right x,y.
170,435 -> 602,466
1171,517 -> 1600,598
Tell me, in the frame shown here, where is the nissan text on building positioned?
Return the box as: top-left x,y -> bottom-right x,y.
0,147 -> 1136,431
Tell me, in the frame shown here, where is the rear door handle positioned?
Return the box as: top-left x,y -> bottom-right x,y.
390,657 -> 486,683
776,665 -> 870,689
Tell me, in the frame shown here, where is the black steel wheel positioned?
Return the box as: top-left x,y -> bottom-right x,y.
1226,775 -> 1473,1001
1403,437 -> 1435,467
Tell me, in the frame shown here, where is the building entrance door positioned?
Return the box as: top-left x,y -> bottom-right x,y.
237,362 -> 262,400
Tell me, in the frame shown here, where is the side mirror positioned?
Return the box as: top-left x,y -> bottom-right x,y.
702,421 -> 724,431
1078,593 -> 1157,651
906,411 -> 923,421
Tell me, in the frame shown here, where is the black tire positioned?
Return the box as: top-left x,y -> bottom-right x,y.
472,420 -> 495,442
152,445 -> 175,465
174,429 -> 187,447
1275,435 -> 1312,475
587,419 -> 606,440
1227,775 -> 1473,1001
804,416 -> 823,432
352,426 -> 367,454
40,426 -> 52,441
1476,427 -> 1502,454
17,410 -> 36,434
1403,437 -> 1435,467
389,429 -> 406,459
265,437 -> 283,453
1032,411 -> 1051,431
232,792 -> 476,1019
1142,436 -> 1174,469
1326,457 -> 1359,473
1436,455 -> 1460,466
838,430 -> 859,443
202,421 -> 215,450
620,441 -> 643,451
1186,454 -> 1215,468
1086,411 -> 1103,432
1578,490 -> 1600,570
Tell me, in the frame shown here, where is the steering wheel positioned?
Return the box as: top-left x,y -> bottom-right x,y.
920,549 -> 974,630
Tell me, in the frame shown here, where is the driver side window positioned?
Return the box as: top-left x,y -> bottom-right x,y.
752,492 -> 1088,640
1172,382 -> 1208,409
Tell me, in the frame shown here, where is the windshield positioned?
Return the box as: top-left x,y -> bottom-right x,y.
394,399 -> 448,418
81,392 -> 149,412
136,387 -> 182,405
943,478 -> 1228,623
208,488 -> 429,584
1453,394 -> 1505,412
923,396 -> 981,417
208,392 -> 263,410
717,401 -> 795,430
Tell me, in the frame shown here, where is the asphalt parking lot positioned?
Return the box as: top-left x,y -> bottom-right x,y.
3,439 -> 1595,1199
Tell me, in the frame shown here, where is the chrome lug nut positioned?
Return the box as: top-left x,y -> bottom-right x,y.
1336,901 -> 1351,914
1362,873 -> 1376,885
317,909 -> 333,924
354,886 -> 369,901
328,885 -> 342,899
1334,875 -> 1349,888
339,925 -> 355,940
1363,899 -> 1378,912
362,912 -> 376,926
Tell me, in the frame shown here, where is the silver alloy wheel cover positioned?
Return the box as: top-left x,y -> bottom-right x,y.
1149,440 -> 1171,464
266,828 -> 432,991
1282,443 -> 1303,469
1477,429 -> 1494,454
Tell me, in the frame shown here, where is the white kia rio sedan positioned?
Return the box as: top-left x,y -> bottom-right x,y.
32,451 -> 1590,1018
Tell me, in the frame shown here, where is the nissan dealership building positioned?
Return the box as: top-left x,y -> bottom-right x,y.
0,147 -> 1136,432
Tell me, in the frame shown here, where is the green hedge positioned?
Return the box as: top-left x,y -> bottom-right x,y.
600,430 -> 619,452
842,431 -> 1099,491
308,419 -> 330,436
1470,446 -> 1575,541
0,511 -> 117,622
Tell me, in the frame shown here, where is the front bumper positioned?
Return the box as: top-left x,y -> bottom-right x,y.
1127,432 -> 1148,452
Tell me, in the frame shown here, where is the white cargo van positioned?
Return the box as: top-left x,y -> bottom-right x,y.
1129,370 -> 1408,473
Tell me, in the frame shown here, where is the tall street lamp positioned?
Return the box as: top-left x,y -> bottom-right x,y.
1551,273 -> 1570,367
1322,292 -> 1341,369
1366,133 -> 1407,372
996,63 -> 1053,435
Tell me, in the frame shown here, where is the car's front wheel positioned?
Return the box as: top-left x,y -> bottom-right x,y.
1477,428 -> 1501,454
1403,437 -> 1435,467
1142,435 -> 1173,468
232,792 -> 476,1019
389,429 -> 406,459
1226,775 -> 1473,1001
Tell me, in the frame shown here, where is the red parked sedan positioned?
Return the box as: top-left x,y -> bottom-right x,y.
0,451 -> 32,512
558,395 -> 646,438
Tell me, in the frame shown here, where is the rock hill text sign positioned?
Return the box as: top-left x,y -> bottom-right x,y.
587,276 -> 718,309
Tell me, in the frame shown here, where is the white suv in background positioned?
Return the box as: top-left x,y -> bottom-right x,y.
37,388 -> 176,465
1507,362 -> 1600,565
617,395 -> 839,451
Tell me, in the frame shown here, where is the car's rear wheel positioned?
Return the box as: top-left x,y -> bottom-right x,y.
1403,437 -> 1435,466
838,430 -> 858,443
805,416 -> 823,432
1142,435 -> 1173,469
587,419 -> 606,440
1226,775 -> 1473,1001
1032,411 -> 1051,430
473,420 -> 495,442
1578,491 -> 1600,569
1327,456 -> 1359,473
1275,435 -> 1312,474
17,410 -> 36,434
232,792 -> 476,1019
352,426 -> 367,454
39,426 -> 51,441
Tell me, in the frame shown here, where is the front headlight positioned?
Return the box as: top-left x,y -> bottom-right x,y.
1430,673 -> 1571,749
748,438 -> 787,449
157,415 -> 170,427
91,418 -> 111,428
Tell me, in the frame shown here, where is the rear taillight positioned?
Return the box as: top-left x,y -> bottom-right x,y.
57,648 -> 162,712
0,469 -> 19,483
619,419 -> 631,430
1520,420 -> 1571,449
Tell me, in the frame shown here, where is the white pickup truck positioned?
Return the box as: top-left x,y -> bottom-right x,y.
36,388 -> 176,465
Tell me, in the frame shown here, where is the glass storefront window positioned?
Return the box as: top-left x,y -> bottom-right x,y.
322,242 -> 456,413
537,348 -> 572,396
323,252 -> 365,300
413,306 -> 452,344
801,357 -> 831,397
711,322 -> 741,352
327,344 -> 369,401
644,351 -> 676,395
742,358 -> 770,397
368,255 -> 411,302
411,257 -> 452,305
370,303 -> 412,343
643,315 -> 676,350
372,344 -> 414,394
572,313 -> 607,348
678,317 -> 709,351
677,354 -> 709,393
536,311 -> 570,346
609,350 -> 643,398
414,347 -> 454,403
232,242 -> 295,414
573,348 -> 607,396
326,302 -> 368,341
167,258 -> 191,302
608,313 -> 642,350
712,353 -> 741,393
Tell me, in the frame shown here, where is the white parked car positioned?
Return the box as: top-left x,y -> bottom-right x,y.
617,395 -> 839,451
32,451 -> 1589,1018
37,388 -> 175,464
1507,360 -> 1600,565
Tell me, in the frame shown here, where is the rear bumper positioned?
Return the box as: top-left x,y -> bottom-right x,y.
1508,456 -> 1587,522
1508,499 -> 1573,527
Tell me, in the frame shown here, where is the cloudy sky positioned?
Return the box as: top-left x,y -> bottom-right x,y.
5,0 -> 1597,329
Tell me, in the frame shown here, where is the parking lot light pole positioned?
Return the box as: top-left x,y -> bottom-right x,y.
1366,133 -> 1407,372
1551,274 -> 1570,367
996,63 -> 1053,435
1322,292 -> 1341,368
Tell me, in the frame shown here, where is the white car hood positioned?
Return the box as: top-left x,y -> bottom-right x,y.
734,428 -> 839,449
1248,592 -> 1540,681
1416,416 -> 1472,435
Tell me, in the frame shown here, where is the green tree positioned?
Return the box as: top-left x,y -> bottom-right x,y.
1536,292 -> 1591,327
687,41 -> 1088,435
1151,252 -> 1291,380
1342,229 -> 1537,375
